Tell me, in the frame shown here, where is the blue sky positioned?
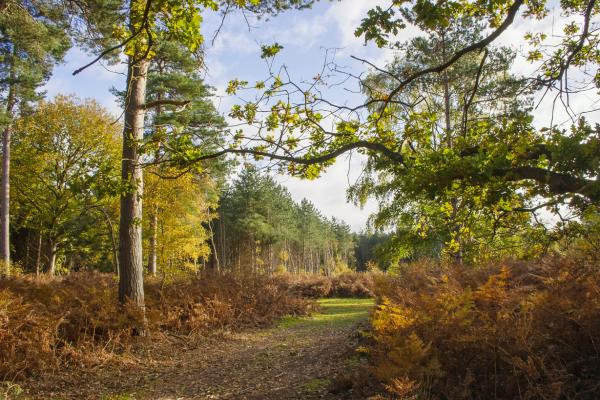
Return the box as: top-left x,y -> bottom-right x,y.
43,0 -> 598,230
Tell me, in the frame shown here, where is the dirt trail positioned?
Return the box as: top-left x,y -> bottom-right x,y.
25,298 -> 375,400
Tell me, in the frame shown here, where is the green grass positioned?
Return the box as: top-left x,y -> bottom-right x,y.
301,378 -> 331,393
279,298 -> 375,329
101,394 -> 136,400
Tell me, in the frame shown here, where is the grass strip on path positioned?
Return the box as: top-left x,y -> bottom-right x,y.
279,298 -> 375,330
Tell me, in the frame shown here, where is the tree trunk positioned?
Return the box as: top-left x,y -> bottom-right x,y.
441,31 -> 463,264
47,239 -> 57,276
118,57 -> 149,310
66,255 -> 74,272
35,233 -> 42,276
208,216 -> 220,273
1,83 -> 15,275
105,209 -> 120,276
24,230 -> 31,270
220,210 -> 226,269
148,209 -> 158,276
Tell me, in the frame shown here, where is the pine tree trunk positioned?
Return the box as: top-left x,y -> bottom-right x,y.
441,32 -> 463,264
219,209 -> 226,268
118,57 -> 149,309
148,209 -> 158,276
268,243 -> 273,274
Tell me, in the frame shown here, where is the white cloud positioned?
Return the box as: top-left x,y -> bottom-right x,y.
210,29 -> 259,55
325,0 -> 382,49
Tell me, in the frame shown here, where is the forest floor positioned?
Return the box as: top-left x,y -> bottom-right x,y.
18,298 -> 377,400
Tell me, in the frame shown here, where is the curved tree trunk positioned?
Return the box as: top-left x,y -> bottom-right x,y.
118,57 -> 149,311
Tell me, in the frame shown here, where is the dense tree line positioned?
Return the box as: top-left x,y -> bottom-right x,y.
211,166 -> 355,275
354,233 -> 391,271
6,97 -> 361,276
11,97 -> 121,275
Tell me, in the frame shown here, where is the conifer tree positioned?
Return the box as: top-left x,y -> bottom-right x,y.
350,18 -> 536,262
0,0 -> 70,274
214,166 -> 355,274
72,0 -> 320,314
137,39 -> 226,276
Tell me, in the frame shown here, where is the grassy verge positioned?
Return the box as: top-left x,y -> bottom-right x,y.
279,298 -> 375,329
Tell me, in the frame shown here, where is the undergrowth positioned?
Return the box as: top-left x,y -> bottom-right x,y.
0,272 -> 315,381
273,271 -> 375,298
369,255 -> 600,399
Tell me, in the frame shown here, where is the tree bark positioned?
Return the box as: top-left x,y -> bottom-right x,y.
103,207 -> 119,276
47,239 -> 57,276
1,70 -> 15,275
35,233 -> 42,276
118,57 -> 149,309
148,209 -> 158,276
207,216 -> 220,273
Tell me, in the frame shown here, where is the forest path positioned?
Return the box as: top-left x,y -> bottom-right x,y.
30,298 -> 375,400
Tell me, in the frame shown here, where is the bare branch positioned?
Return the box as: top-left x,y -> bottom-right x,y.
462,49 -> 488,136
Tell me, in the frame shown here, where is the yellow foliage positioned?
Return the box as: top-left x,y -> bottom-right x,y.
372,298 -> 416,333
144,169 -> 215,275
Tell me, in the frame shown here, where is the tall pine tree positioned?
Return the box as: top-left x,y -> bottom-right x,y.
73,0 -> 320,316
142,39 -> 226,276
0,0 -> 70,274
